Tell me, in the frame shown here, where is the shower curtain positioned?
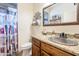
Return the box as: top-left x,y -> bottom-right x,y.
0,7 -> 18,56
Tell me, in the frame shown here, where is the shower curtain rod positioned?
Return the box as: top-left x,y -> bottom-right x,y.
0,3 -> 17,9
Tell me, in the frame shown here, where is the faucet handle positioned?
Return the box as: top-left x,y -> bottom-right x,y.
74,34 -> 79,38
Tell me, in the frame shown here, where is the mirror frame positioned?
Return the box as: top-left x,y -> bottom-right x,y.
43,3 -> 79,26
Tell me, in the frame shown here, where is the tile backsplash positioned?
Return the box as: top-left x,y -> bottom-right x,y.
32,25 -> 79,37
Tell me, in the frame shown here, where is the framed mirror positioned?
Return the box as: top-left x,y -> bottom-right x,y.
43,3 -> 79,26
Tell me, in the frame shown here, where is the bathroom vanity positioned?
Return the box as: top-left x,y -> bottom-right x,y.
32,37 -> 76,56
32,3 -> 79,56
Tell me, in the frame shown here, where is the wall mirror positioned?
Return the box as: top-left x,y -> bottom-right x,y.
43,3 -> 79,26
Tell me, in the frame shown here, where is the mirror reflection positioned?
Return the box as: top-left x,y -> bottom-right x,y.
43,3 -> 78,25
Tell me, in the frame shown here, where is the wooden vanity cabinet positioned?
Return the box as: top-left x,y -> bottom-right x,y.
32,37 -> 41,56
32,37 -> 75,56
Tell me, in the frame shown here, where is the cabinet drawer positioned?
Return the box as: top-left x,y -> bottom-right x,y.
41,42 -> 74,56
41,50 -> 50,56
32,37 -> 41,47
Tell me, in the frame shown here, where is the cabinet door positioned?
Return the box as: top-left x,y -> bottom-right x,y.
41,42 -> 74,56
32,44 -> 40,56
41,50 -> 50,56
32,37 -> 41,47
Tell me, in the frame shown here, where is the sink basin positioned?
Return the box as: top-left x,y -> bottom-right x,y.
48,37 -> 78,46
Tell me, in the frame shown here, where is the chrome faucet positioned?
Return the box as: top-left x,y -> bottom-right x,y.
60,32 -> 67,38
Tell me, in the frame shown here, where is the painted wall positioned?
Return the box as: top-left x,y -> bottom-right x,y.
32,3 -> 79,37
18,3 -> 33,50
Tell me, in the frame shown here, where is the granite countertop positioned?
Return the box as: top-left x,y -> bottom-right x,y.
32,33 -> 79,56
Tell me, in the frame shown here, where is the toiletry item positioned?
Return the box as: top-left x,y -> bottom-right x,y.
42,30 -> 47,35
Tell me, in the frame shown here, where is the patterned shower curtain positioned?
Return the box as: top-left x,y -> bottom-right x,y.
0,7 -> 18,56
